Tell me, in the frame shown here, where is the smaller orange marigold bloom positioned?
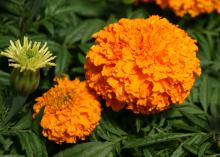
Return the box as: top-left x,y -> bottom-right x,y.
139,0 -> 220,17
33,77 -> 101,144
85,15 -> 201,114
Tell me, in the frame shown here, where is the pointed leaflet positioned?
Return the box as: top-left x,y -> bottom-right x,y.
12,111 -> 32,130
180,110 -> 209,131
55,47 -> 71,75
100,118 -> 127,137
199,74 -> 211,112
0,70 -> 10,86
143,149 -> 154,157
54,142 -> 114,157
198,142 -> 212,157
210,87 -> 220,116
170,134 -> 202,157
64,19 -> 105,45
182,144 -> 198,155
16,131 -> 48,157
56,0 -> 107,17
77,53 -> 86,64
123,133 -> 195,148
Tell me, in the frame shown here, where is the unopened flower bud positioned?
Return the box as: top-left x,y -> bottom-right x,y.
1,36 -> 56,95
10,69 -> 40,95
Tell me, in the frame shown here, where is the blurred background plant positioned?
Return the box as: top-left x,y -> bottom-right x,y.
0,0 -> 220,157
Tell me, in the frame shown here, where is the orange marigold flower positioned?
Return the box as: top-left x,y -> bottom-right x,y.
85,15 -> 201,114
140,0 -> 220,17
33,77 -> 101,144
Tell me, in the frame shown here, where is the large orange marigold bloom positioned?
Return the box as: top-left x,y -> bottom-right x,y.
140,0 -> 220,17
85,15 -> 201,114
33,77 -> 101,144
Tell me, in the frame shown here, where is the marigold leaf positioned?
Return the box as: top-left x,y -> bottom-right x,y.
0,35 -> 14,47
12,111 -> 32,130
170,134 -> 203,157
81,19 -> 105,43
143,149 -> 153,157
169,120 -> 201,132
79,43 -> 93,54
64,19 -> 105,45
0,135 -> 13,151
71,67 -> 84,74
122,0 -> 135,4
0,70 -> 10,86
182,144 -> 198,155
198,142 -> 212,157
199,74 -> 212,112
77,53 -> 86,64
210,87 -> 220,116
55,47 -> 71,75
123,133 -> 195,148
180,110 -> 209,131
101,118 -> 127,137
5,95 -> 28,123
63,1 -> 106,17
53,142 -> 114,157
0,155 -> 26,157
42,20 -> 55,35
16,131 -> 48,157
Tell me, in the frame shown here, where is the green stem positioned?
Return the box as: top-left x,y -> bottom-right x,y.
4,94 -> 28,123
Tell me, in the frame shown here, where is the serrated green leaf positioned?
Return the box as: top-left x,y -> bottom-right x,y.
26,0 -> 43,19
79,43 -> 93,54
5,95 -> 28,123
190,87 -> 200,103
71,67 -> 84,74
0,70 -> 10,86
42,20 -> 55,35
64,19 -> 105,45
94,125 -> 112,141
77,53 -> 86,64
101,118 -> 127,137
16,132 -> 34,157
180,110 -> 209,131
106,152 -> 114,157
32,107 -> 44,135
12,111 -> 32,130
1,155 -> 26,157
53,142 -> 114,157
169,120 -> 201,132
143,149 -> 153,157
62,1 -> 106,17
135,118 -> 141,133
163,104 -> 204,118
55,47 -> 71,74
182,144 -> 198,155
123,133 -> 195,148
16,131 -> 48,157
122,0 -> 135,4
170,134 -> 202,157
81,20 -> 105,43
0,135 -> 13,151
210,88 -> 220,116
199,74 -> 211,112
198,142 -> 212,157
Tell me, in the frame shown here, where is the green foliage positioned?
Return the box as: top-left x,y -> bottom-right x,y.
16,131 -> 48,157
0,0 -> 219,156
54,142 -> 114,157
123,133 -> 196,148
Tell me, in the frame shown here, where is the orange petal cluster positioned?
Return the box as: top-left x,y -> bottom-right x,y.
140,0 -> 220,17
85,15 -> 201,114
33,77 -> 101,144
